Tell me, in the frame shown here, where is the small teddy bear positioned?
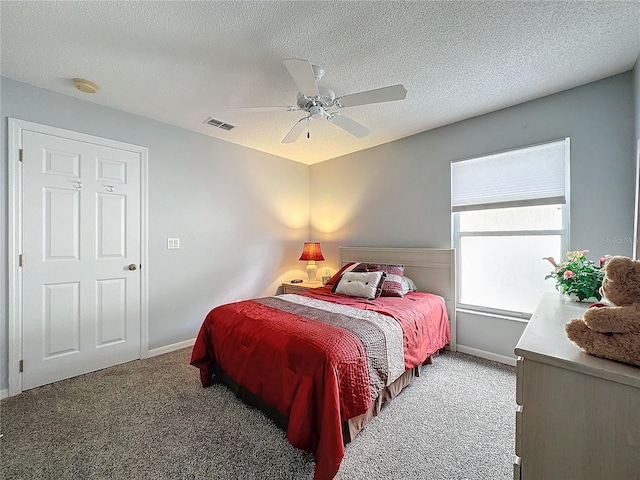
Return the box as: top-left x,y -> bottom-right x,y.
565,255 -> 640,367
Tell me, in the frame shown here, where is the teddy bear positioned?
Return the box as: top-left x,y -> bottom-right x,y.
565,255 -> 640,367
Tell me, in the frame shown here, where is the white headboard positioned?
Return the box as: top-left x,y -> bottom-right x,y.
339,246 -> 456,351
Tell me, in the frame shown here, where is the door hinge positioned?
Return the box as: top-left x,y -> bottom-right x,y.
19,254 -> 24,267
19,360 -> 23,373
19,148 -> 24,162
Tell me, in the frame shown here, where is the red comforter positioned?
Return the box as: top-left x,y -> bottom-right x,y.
190,286 -> 450,479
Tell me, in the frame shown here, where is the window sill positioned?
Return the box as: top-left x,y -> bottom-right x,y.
457,307 -> 531,324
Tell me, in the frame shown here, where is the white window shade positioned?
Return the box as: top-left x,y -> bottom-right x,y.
452,139 -> 568,212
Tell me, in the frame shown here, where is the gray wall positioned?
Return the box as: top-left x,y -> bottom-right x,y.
1,77 -> 310,391
310,72 -> 636,361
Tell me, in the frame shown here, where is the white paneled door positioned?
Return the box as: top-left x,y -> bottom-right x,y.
21,129 -> 142,390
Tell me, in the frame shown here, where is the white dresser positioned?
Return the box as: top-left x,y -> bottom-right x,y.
514,293 -> 640,480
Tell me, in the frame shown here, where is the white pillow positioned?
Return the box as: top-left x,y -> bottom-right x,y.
401,276 -> 418,295
334,271 -> 386,299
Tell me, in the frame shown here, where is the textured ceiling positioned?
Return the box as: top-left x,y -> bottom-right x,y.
2,1 -> 639,165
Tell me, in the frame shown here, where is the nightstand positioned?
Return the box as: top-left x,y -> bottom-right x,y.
281,280 -> 321,294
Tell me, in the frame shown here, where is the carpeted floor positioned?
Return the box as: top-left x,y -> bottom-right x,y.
1,348 -> 515,480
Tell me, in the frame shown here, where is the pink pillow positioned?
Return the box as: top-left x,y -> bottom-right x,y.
352,263 -> 405,297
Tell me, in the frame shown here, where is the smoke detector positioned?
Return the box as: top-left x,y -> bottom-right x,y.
73,78 -> 98,94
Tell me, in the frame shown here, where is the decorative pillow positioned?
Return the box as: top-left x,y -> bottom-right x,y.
325,262 -> 360,286
332,271 -> 386,299
352,263 -> 405,297
401,276 -> 418,295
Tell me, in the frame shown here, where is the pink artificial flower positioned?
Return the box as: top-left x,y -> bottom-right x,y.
543,257 -> 557,267
599,255 -> 613,267
563,270 -> 576,279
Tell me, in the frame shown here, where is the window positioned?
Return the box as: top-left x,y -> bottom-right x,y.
451,139 -> 569,317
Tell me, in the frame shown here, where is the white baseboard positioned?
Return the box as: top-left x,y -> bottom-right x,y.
0,341 -> 196,399
147,338 -> 196,358
456,345 -> 517,366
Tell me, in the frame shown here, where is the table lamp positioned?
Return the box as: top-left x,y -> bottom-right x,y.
299,242 -> 324,283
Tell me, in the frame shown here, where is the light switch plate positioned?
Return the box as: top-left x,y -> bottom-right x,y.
167,238 -> 180,249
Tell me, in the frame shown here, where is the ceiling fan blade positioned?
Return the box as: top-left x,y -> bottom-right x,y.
226,106 -> 298,113
327,114 -> 371,138
283,58 -> 320,98
335,84 -> 407,108
282,117 -> 309,143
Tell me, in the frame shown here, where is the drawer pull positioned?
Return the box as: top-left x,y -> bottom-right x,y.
516,357 -> 524,406
515,406 -> 523,457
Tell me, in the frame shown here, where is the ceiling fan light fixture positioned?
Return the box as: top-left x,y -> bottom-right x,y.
309,105 -> 324,119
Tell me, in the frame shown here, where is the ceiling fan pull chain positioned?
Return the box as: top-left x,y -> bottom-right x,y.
307,117 -> 310,139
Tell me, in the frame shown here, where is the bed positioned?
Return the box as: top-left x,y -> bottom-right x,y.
191,247 -> 456,479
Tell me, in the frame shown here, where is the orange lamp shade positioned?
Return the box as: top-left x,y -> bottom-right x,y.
299,242 -> 325,261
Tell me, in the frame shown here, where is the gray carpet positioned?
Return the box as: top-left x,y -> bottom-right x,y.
1,349 -> 515,480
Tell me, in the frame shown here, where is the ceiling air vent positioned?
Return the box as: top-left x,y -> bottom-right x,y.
203,117 -> 235,131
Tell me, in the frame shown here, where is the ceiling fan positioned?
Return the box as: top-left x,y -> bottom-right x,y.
226,58 -> 407,143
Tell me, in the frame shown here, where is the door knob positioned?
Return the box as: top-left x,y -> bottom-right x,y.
128,264 -> 137,271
